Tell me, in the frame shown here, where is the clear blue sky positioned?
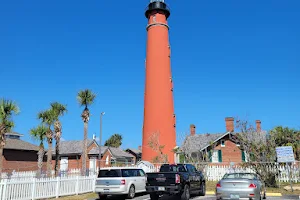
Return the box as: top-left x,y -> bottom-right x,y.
1,0 -> 299,149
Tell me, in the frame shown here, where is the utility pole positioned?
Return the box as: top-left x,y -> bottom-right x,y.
98,112 -> 105,171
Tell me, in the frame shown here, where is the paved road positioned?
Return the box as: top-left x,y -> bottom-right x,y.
89,193 -> 299,200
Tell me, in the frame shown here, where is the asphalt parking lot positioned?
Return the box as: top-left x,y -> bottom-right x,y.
88,193 -> 299,200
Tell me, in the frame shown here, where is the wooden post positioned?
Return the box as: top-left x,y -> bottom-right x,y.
55,177 -> 60,198
31,178 -> 36,200
75,176 -> 79,195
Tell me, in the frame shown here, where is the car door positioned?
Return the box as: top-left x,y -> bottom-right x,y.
192,166 -> 201,190
186,165 -> 197,191
256,175 -> 265,196
137,169 -> 146,192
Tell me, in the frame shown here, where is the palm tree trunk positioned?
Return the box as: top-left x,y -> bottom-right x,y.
0,129 -> 5,174
47,140 -> 52,177
82,122 -> 88,176
54,137 -> 60,176
0,146 -> 3,174
37,146 -> 44,178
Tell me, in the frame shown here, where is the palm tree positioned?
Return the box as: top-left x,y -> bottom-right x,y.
104,134 -> 123,148
77,89 -> 96,175
50,102 -> 67,176
0,99 -> 19,173
30,125 -> 47,177
38,109 -> 55,177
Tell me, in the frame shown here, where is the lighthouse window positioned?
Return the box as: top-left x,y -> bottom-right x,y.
153,15 -> 156,23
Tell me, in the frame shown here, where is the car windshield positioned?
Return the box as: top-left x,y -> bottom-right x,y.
98,169 -> 121,177
223,173 -> 257,179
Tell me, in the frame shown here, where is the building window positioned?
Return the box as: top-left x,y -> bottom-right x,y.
221,140 -> 225,147
105,156 -> 109,165
60,157 -> 68,171
210,150 -> 223,163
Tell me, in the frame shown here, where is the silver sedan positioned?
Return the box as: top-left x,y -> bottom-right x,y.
215,173 -> 266,200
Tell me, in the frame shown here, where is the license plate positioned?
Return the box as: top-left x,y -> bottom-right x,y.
158,187 -> 165,191
103,189 -> 110,193
230,194 -> 239,199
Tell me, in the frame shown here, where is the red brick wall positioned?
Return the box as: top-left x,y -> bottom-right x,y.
52,141 -> 100,170
2,149 -> 47,173
212,135 -> 243,165
100,150 -> 112,168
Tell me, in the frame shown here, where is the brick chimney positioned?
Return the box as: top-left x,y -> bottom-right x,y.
256,120 -> 261,132
190,124 -> 196,136
225,117 -> 234,132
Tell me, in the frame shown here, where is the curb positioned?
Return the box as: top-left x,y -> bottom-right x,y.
266,193 -> 282,197
206,191 -> 284,197
206,191 -> 215,195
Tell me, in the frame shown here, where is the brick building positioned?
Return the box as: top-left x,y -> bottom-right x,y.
181,117 -> 264,165
3,132 -> 46,172
125,146 -> 142,164
99,147 -> 134,167
53,138 -> 134,171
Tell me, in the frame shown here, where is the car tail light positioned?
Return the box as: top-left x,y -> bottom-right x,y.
175,174 -> 180,183
216,183 -> 221,188
249,183 -> 257,188
121,179 -> 126,185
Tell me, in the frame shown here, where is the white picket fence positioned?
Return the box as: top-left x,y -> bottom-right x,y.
1,169 -> 97,181
0,175 -> 96,200
2,162 -> 299,182
203,164 -> 300,182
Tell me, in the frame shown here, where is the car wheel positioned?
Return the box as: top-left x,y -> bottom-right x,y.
199,182 -> 206,196
98,193 -> 107,199
150,193 -> 159,200
181,184 -> 190,200
127,185 -> 135,199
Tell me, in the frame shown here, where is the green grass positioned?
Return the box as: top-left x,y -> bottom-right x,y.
54,193 -> 98,200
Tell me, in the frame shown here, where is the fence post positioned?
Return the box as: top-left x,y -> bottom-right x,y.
55,177 -> 60,198
31,178 -> 36,200
2,179 -> 7,200
93,175 -> 96,193
75,176 -> 79,195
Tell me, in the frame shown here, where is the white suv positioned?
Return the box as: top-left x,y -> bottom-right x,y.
95,167 -> 147,199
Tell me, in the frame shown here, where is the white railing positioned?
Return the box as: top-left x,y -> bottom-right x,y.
0,176 -> 96,200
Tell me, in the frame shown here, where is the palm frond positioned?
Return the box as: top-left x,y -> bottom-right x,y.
50,102 -> 67,120
76,89 -> 96,108
37,109 -> 55,127
30,125 -> 47,143
0,98 -> 20,132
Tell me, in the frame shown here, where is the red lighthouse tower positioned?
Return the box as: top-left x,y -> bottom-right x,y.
142,0 -> 176,163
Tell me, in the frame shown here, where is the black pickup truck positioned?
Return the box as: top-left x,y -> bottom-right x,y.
146,164 -> 206,200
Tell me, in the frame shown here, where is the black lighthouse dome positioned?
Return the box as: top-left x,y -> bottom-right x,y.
145,0 -> 170,19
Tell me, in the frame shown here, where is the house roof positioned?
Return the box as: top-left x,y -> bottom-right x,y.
181,132 -> 230,154
126,148 -> 142,155
88,146 -> 108,155
5,132 -> 24,137
53,140 -> 96,155
107,147 -> 134,159
4,138 -> 40,151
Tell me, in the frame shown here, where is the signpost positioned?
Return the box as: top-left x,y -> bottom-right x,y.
275,146 -> 295,192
